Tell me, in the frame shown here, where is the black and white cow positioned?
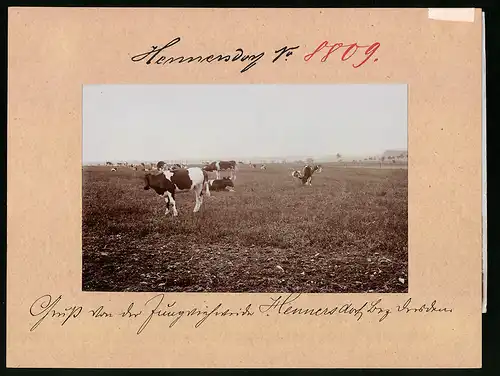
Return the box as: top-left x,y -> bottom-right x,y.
292,165 -> 322,186
260,164 -> 267,170
208,177 -> 235,192
203,160 -> 237,180
143,167 -> 210,216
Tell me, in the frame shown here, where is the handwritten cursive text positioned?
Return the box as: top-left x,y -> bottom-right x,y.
29,294 -> 83,332
131,37 -> 266,73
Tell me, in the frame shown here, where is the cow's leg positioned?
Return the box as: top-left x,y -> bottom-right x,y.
166,191 -> 178,216
163,196 -> 170,215
198,186 -> 204,209
193,186 -> 202,213
163,192 -> 173,215
204,180 -> 211,197
216,170 -> 221,180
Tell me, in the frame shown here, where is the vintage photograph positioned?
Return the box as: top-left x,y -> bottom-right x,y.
82,84 -> 408,293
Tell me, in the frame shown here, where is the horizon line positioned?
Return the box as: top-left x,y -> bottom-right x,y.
83,149 -> 408,164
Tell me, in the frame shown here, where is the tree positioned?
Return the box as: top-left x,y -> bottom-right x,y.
336,153 -> 342,159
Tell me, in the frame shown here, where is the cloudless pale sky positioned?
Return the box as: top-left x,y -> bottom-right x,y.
83,84 -> 407,163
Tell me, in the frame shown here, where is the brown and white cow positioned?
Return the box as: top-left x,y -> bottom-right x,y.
292,165 -> 322,186
143,167 -> 210,216
203,160 -> 237,180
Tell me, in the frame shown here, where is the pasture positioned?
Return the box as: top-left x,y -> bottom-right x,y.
82,163 -> 408,293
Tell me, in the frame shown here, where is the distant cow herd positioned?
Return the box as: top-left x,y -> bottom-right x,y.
105,160 -> 322,216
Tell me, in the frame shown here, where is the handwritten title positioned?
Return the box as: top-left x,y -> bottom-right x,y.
130,37 -> 381,73
29,293 -> 452,335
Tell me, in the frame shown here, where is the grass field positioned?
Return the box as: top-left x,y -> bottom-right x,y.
82,163 -> 408,293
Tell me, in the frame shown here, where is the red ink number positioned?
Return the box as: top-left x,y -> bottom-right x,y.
304,40 -> 380,68
352,42 -> 380,68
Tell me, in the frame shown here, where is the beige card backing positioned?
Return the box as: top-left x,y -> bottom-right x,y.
7,8 -> 483,368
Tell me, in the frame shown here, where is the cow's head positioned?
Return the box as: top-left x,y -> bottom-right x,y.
157,161 -> 166,171
224,179 -> 235,191
224,178 -> 235,187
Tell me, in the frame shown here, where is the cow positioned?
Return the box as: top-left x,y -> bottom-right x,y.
292,165 -> 322,186
260,164 -> 267,170
143,167 -> 210,217
111,167 -> 117,172
203,160 -> 237,180
208,177 -> 235,192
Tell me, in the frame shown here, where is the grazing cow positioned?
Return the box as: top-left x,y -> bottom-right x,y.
111,168 -> 117,172
260,164 -> 267,170
292,165 -> 322,186
203,160 -> 237,180
143,167 -> 210,217
208,177 -> 235,192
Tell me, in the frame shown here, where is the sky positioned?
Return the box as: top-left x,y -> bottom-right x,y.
83,84 -> 407,163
